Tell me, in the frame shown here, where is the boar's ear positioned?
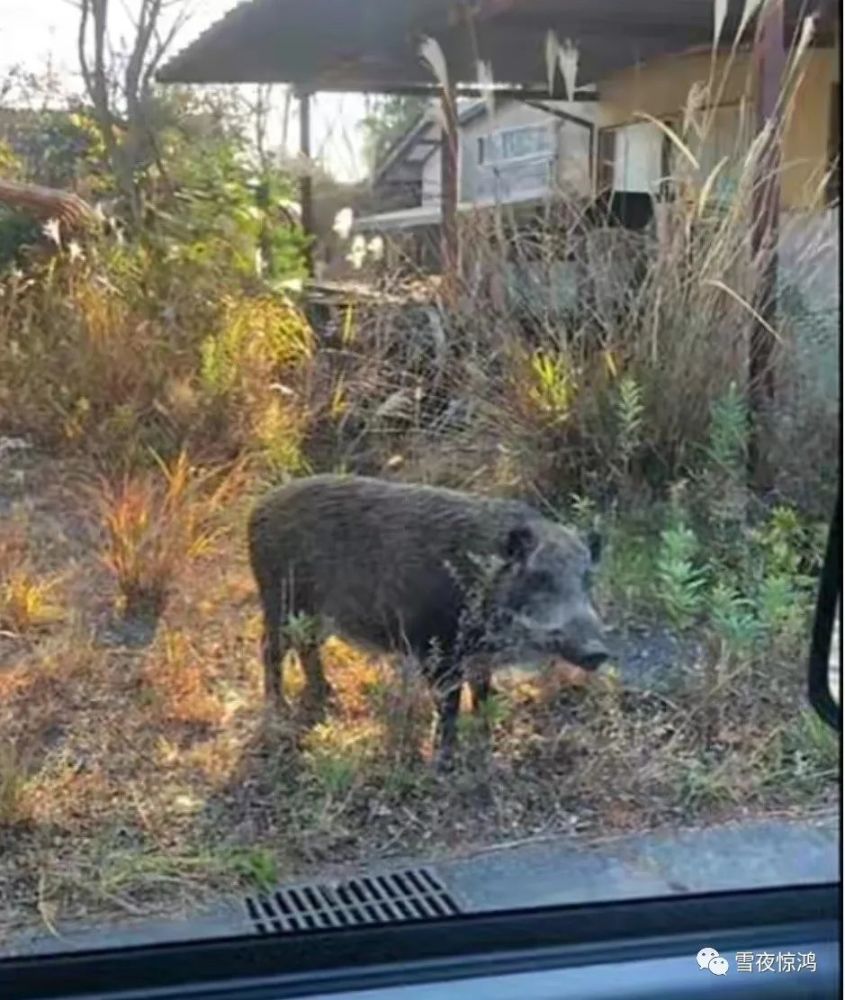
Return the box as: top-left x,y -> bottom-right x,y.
504,524 -> 536,563
586,529 -> 603,565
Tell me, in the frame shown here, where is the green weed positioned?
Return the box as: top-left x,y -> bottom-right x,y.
225,847 -> 279,893
655,520 -> 706,629
707,580 -> 761,657
615,375 -> 645,482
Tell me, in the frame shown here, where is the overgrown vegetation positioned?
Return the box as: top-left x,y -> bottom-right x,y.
0,3 -> 838,944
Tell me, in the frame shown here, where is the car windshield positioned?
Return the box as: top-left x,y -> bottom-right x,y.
0,0 -> 840,963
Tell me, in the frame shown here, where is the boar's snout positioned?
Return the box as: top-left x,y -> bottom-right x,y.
573,639 -> 609,671
547,612 -> 609,671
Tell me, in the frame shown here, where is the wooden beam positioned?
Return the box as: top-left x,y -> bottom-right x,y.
519,99 -> 595,130
298,88 -> 315,278
748,0 -> 785,490
289,82 -> 600,99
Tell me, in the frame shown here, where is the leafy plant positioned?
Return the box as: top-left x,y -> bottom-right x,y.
302,722 -> 377,798
226,847 -> 279,893
615,375 -> 645,474
707,580 -> 761,656
470,690 -> 511,731
774,710 -> 840,795
756,505 -> 815,583
568,493 -> 598,533
674,752 -> 737,812
655,519 -> 706,629
527,350 -> 576,423
200,295 -> 312,401
756,572 -> 808,649
706,381 -> 747,475
281,612 -> 321,649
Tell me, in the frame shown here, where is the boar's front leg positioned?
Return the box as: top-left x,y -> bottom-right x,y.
431,661 -> 463,770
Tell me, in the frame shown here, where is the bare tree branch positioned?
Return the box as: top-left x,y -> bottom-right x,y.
141,5 -> 190,97
73,0 -> 189,227
77,0 -> 94,106
125,0 -> 161,117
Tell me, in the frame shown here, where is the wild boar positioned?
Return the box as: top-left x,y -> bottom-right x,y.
248,474 -> 608,764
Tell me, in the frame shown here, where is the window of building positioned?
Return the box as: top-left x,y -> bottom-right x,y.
478,124 -> 553,165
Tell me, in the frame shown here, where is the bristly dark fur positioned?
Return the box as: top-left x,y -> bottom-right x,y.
247,474 -> 604,764
248,474 -> 545,659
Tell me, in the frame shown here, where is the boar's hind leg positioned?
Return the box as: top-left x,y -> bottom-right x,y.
258,576 -> 285,710
469,666 -> 492,715
301,643 -> 334,716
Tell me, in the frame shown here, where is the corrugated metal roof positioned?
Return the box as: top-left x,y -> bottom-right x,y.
159,0 -> 455,89
157,0 -> 836,91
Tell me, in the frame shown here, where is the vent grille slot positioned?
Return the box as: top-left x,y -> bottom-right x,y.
244,866 -> 461,934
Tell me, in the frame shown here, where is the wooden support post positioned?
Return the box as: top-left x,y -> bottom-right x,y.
298,88 -> 315,278
748,0 -> 785,490
440,83 -> 460,299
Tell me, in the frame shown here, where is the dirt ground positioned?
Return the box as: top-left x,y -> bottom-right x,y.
0,444 -> 839,942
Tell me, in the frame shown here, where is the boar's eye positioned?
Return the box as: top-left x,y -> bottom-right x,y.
505,524 -> 536,563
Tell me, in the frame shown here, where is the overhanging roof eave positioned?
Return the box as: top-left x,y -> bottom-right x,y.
157,0 -> 837,91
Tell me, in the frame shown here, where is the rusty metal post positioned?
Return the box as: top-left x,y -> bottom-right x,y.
298,87 -> 315,278
440,82 -> 460,298
748,0 -> 785,490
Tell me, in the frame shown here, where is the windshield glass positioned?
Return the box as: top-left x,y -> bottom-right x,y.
0,0 -> 840,960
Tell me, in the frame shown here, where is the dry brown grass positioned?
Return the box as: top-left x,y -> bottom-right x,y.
0,21 -> 839,946
0,569 -> 62,635
94,450 -> 245,617
295,28 -> 835,513
0,740 -> 28,827
0,513 -> 64,636
0,432 -> 836,946
0,244 -> 314,477
143,630 -> 227,727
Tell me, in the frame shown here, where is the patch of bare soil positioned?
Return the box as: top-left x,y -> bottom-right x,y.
0,448 -> 838,944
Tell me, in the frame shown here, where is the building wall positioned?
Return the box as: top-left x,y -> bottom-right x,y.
597,46 -> 840,415
597,46 -> 839,210
419,99 -> 597,207
463,101 -> 548,201
393,44 -> 838,212
598,49 -> 756,126
781,47 -> 840,210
